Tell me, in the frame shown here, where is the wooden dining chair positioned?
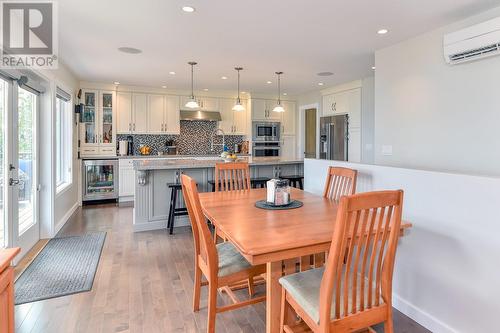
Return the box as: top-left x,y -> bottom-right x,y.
214,162 -> 251,191
279,190 -> 404,333
323,167 -> 358,202
306,167 -> 358,270
213,162 -> 251,242
181,174 -> 266,333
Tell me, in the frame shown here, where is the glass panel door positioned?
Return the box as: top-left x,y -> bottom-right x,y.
17,88 -> 37,235
82,91 -> 97,145
0,79 -> 6,248
82,160 -> 118,201
101,92 -> 113,145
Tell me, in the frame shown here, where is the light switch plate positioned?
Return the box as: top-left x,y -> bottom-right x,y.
382,145 -> 393,156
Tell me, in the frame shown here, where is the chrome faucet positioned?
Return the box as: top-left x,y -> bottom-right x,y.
210,128 -> 226,152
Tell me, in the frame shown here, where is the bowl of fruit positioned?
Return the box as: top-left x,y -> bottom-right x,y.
221,152 -> 238,162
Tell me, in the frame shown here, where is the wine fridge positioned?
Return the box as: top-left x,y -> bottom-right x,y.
82,159 -> 119,201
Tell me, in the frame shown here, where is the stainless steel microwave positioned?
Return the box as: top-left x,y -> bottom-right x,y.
253,121 -> 281,142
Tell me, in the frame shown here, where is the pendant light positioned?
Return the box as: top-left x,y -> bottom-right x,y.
232,67 -> 245,112
272,71 -> 285,113
185,61 -> 200,109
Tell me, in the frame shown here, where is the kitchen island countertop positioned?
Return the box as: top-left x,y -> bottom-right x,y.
133,156 -> 304,171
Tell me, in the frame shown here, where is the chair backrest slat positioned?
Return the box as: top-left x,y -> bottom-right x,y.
181,174 -> 219,280
318,190 -> 404,329
323,167 -> 358,202
215,162 -> 251,192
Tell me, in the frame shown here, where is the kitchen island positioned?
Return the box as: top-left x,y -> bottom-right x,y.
132,156 -> 304,232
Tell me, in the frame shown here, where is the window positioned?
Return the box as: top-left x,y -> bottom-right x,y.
56,87 -> 72,192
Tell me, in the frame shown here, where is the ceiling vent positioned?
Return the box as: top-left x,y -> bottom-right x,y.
444,16 -> 500,65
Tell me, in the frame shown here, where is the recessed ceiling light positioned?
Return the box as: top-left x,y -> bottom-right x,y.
266,81 -> 272,84
318,82 -> 324,86
113,81 -> 120,85
241,91 -> 247,94
169,71 -> 176,75
203,88 -> 209,91
221,76 -> 228,80
182,6 -> 195,13
283,93 -> 287,96
317,72 -> 333,76
161,85 -> 167,88
372,66 -> 376,70
377,29 -> 389,35
117,47 -> 142,54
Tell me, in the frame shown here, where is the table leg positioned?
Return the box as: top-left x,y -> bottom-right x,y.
266,261 -> 282,333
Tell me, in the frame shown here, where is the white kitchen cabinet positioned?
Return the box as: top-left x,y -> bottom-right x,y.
80,90 -> 116,157
117,92 -> 132,133
219,98 -> 248,135
232,99 -> 247,135
119,159 -> 135,201
132,93 -> 148,133
148,94 -> 165,134
180,96 -> 219,111
165,95 -> 180,134
281,135 -> 296,159
251,99 -> 267,120
281,100 -> 296,135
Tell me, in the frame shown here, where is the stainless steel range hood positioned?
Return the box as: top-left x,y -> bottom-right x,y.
180,110 -> 222,121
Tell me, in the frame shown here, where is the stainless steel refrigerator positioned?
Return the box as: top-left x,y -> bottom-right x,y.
319,115 -> 349,161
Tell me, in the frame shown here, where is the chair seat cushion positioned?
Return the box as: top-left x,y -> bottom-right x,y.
279,267 -> 381,324
216,242 -> 252,277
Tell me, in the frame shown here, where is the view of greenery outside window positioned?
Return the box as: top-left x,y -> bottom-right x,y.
56,94 -> 72,191
0,79 -> 5,248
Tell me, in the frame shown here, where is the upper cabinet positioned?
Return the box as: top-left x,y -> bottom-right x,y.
251,99 -> 282,121
117,93 -> 181,135
179,96 -> 219,111
80,90 -> 116,157
219,98 -> 248,135
251,98 -> 295,135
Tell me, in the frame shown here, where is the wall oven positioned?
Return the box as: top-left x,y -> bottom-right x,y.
253,121 -> 281,142
253,142 -> 281,157
82,159 -> 119,201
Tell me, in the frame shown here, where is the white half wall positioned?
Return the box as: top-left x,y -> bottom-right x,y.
374,6 -> 500,177
304,158 -> 500,333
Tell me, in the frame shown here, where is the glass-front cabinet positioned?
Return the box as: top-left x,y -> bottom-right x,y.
80,90 -> 116,156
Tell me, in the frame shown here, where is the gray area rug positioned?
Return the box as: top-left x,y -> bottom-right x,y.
15,232 -> 106,305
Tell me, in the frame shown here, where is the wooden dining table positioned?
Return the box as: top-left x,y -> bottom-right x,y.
198,188 -> 412,333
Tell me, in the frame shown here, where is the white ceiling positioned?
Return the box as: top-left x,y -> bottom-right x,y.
59,0 -> 498,95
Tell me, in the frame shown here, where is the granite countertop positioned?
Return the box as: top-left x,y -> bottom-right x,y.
82,154 -> 251,160
133,156 -> 304,171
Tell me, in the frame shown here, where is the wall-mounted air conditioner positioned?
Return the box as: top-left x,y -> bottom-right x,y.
444,16 -> 500,65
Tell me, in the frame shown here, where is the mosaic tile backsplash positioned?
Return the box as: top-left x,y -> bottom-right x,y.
117,120 -> 245,156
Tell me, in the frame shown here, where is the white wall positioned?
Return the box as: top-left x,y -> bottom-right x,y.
374,6 -> 500,177
304,158 -> 500,333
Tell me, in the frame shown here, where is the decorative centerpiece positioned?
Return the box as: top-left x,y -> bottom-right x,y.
254,179 -> 303,210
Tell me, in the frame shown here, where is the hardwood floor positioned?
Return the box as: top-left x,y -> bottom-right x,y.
14,204 -> 431,333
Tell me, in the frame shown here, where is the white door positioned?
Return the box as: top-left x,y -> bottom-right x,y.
218,98 -> 234,133
4,83 -> 40,256
165,95 -> 180,134
132,93 -> 148,133
148,94 -> 165,134
251,99 -> 267,120
265,99 -> 283,121
232,99 -> 247,135
281,101 -> 296,135
116,92 -> 132,134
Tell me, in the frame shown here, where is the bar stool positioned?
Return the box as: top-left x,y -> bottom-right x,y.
250,177 -> 270,188
167,183 -> 189,235
281,175 -> 304,190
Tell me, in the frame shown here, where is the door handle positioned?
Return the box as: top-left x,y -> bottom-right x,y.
133,123 -> 136,131
9,178 -> 21,186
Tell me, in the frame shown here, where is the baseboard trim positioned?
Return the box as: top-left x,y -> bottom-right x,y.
393,293 -> 458,333
54,202 -> 79,236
